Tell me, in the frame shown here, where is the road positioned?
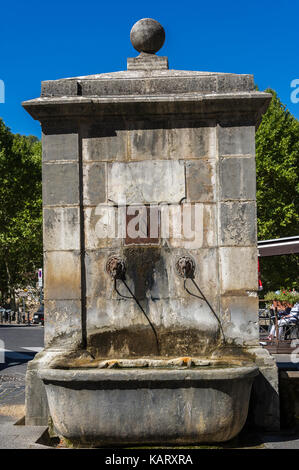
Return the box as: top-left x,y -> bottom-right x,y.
0,325 -> 44,406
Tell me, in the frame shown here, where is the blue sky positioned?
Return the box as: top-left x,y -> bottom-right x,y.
1,0 -> 298,138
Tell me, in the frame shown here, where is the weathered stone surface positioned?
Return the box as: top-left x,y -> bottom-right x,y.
202,204 -> 217,247
83,162 -> 106,206
97,357 -> 211,368
130,18 -> 165,54
85,250 -> 114,301
85,247 -> 217,302
219,246 -> 258,293
87,302 -> 199,358
25,349 -> 73,426
25,367 -> 49,426
41,79 -> 78,97
85,247 -> 220,358
161,203 -> 201,249
221,294 -> 259,345
167,248 -> 218,301
128,120 -> 168,160
161,203 -> 217,249
85,247 -> 169,303
127,55 -> 168,71
78,75 -> 218,97
44,299 -> 82,349
23,21 -> 276,434
84,206 -> 120,249
218,125 -> 255,156
39,366 -> 258,446
169,121 -> 215,159
186,159 -> 216,202
42,132 -> 78,161
219,157 -> 256,201
81,122 -> 127,162
43,207 -> 80,251
42,163 -> 79,206
107,160 -> 185,204
85,307 -> 215,358
38,70 -> 258,99
248,347 -> 280,431
217,74 -> 254,93
44,251 -> 81,300
219,201 -> 257,246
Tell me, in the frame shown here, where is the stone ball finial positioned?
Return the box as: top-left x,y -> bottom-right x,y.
130,18 -> 165,54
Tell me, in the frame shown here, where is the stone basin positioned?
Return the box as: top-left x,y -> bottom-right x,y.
39,364 -> 258,447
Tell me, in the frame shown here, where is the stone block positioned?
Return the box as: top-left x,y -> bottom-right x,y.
85,250 -> 114,301
25,349 -> 75,426
218,125 -> 255,156
127,55 -> 168,70
221,294 -> 259,345
44,251 -> 81,300
203,204 -> 217,247
41,79 -> 78,97
219,246 -> 258,293
86,296 -> 147,335
248,348 -> 280,431
42,163 -> 79,206
161,203 -> 217,249
148,75 -> 217,94
217,74 -> 254,93
161,203 -> 201,249
81,122 -> 127,161
79,75 -> 217,96
219,157 -> 256,201
219,201 -> 257,246
167,248 -> 218,302
25,366 -> 49,426
43,207 -> 80,251
107,160 -> 185,204
186,159 -> 216,202
83,162 -> 106,206
44,299 -> 82,349
169,121 -> 214,159
128,120 -> 169,160
42,132 -> 78,161
84,206 -> 120,249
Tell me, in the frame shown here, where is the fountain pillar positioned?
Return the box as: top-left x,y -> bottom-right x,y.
23,18 -> 279,440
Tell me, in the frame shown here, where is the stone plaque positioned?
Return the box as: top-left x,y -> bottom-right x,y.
107,160 -> 185,204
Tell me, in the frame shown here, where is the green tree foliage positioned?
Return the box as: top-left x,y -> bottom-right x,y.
0,118 -> 42,304
256,89 -> 299,292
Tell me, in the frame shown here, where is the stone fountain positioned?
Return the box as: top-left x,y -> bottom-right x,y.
23,19 -> 280,446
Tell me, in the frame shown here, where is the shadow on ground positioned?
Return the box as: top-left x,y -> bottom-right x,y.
0,351 -> 36,372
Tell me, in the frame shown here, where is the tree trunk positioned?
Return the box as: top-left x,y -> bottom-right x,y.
5,258 -> 12,309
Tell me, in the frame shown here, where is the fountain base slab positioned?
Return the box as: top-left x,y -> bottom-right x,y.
39,365 -> 258,447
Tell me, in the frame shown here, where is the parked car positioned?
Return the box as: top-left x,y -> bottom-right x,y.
33,306 -> 44,325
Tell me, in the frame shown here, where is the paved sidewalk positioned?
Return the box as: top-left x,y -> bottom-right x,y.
0,414 -> 49,449
258,432 -> 299,449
